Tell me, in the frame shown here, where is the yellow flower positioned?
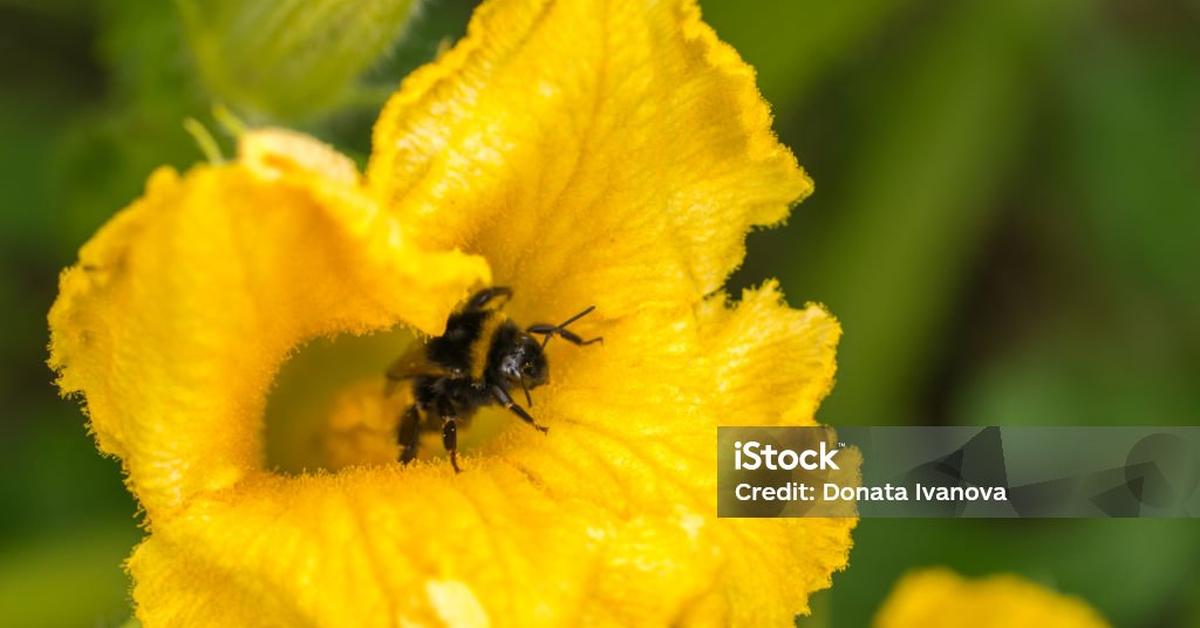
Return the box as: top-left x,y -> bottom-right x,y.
874,568 -> 1111,628
49,0 -> 851,625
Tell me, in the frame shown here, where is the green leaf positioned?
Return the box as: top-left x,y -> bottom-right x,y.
703,0 -> 907,118
784,0 -> 1082,426
1061,23 -> 1200,313
0,522 -> 141,627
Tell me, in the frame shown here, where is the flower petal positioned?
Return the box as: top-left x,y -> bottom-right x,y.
48,130 -> 490,515
874,568 -> 1111,628
368,0 -> 811,323
124,283 -> 849,626
54,1 -> 845,623
700,285 -> 852,622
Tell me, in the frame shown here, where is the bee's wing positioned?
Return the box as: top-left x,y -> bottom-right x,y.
383,344 -> 443,397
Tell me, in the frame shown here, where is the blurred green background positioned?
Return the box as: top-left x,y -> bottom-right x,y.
1,0 -> 1197,626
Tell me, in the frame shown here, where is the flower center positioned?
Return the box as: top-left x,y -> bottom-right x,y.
262,328 -> 512,473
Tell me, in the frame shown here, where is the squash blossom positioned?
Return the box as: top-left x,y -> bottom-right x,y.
874,568 -> 1111,628
48,0 -> 852,625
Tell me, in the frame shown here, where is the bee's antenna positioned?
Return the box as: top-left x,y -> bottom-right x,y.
558,305 -> 596,329
529,305 -> 602,348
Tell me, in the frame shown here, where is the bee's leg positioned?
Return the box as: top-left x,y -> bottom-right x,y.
491,385 -> 549,433
398,405 -> 421,464
466,286 -> 513,311
437,399 -> 462,473
442,419 -> 460,473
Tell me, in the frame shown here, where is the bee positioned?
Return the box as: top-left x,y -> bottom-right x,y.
385,286 -> 601,472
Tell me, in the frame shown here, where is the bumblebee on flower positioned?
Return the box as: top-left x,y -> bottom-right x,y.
49,0 -> 851,625
386,285 -> 601,472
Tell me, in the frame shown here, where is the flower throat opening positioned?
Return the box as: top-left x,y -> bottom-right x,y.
262,328 -> 509,474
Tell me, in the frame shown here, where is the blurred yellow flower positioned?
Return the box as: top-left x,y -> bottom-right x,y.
49,0 -> 851,625
874,568 -> 1111,628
